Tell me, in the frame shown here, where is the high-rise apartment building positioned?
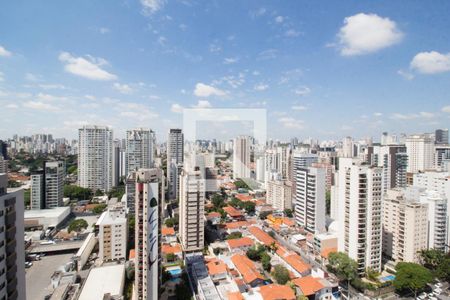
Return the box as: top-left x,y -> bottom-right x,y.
167,129 -> 184,199
44,161 -> 65,208
382,188 -> 428,263
337,158 -> 383,274
233,136 -> 251,179
266,180 -> 292,211
0,174 -> 26,300
435,129 -> 449,144
368,145 -> 408,193
78,125 -> 113,192
125,171 -> 137,214
112,140 -> 121,187
134,168 -> 164,300
30,161 -> 65,209
294,166 -> 326,233
97,204 -> 127,263
179,169 -> 205,252
125,128 -> 155,176
405,134 -> 435,173
419,190 -> 447,251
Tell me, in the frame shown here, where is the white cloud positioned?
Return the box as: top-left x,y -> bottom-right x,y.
99,27 -> 110,34
113,83 -> 133,94
442,106 -> 450,113
292,105 -> 307,111
6,103 -> 18,109
285,29 -> 301,37
223,57 -> 239,64
179,24 -> 187,31
257,49 -> 278,60
58,52 -> 117,81
23,101 -> 59,111
192,100 -> 212,108
278,117 -> 304,130
0,71 -> 4,82
0,46 -> 12,57
37,93 -> 67,102
337,13 -> 403,56
294,86 -> 311,96
194,83 -> 226,97
341,125 -> 353,131
390,112 -> 435,120
275,16 -> 284,23
38,84 -> 66,90
171,103 -> 184,113
250,7 -> 266,18
85,95 -> 96,101
209,44 -> 222,53
397,69 -> 414,80
373,112 -> 383,117
140,0 -> 165,14
410,51 -> 450,74
25,73 -> 41,82
254,83 -> 269,91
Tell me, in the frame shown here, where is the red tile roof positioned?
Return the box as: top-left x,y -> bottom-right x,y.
231,254 -> 264,285
259,284 -> 295,300
248,226 -> 276,246
292,276 -> 324,296
228,291 -> 244,300
161,226 -> 175,236
161,243 -> 182,254
207,260 -> 228,276
223,206 -> 244,218
225,220 -> 255,230
227,237 -> 254,249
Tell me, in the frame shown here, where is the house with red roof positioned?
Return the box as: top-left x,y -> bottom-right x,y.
231,254 -> 265,287
258,284 -> 296,300
227,237 -> 254,254
292,276 -> 333,300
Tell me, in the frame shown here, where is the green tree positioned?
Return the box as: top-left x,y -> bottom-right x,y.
165,218 -> 175,228
226,232 -> 242,240
229,197 -> 241,208
94,189 -> 104,196
68,219 -> 88,233
272,265 -> 290,284
261,252 -> 271,272
259,211 -> 271,220
8,180 -> 22,188
166,253 -> 176,262
419,249 -> 445,270
212,194 -> 225,209
393,262 -> 432,297
325,191 -> 331,215
246,244 -> 266,261
92,203 -> 107,214
234,180 -> 250,190
284,209 -> 293,218
24,189 -> 30,207
64,185 -> 93,200
327,252 -> 358,286
241,201 -> 255,214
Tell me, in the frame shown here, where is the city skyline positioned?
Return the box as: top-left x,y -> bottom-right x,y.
1,1 -> 450,141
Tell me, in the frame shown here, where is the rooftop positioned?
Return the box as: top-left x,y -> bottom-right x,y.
292,276 -> 325,296
259,284 -> 295,300
78,264 -> 125,300
231,254 -> 264,285
248,226 -> 276,246
227,237 -> 254,249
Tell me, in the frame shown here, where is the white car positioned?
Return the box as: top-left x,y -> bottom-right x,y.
435,283 -> 442,288
417,293 -> 427,300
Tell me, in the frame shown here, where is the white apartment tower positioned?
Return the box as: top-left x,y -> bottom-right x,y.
134,168 -> 164,300
294,166 -> 326,233
78,125 -> 113,192
233,136 -> 251,179
419,190 -> 447,252
179,169 -> 205,252
337,158 -> 383,274
405,134 -> 435,173
0,174 -> 26,300
167,129 -> 184,199
382,189 -> 428,263
30,173 -> 44,210
44,161 -> 65,208
125,128 -> 155,176
97,205 -> 127,263
266,180 -> 292,211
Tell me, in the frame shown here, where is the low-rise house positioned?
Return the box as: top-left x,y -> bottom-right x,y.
206,258 -> 228,282
231,254 -> 265,287
206,212 -> 222,225
292,276 -> 333,300
161,226 -> 177,243
161,243 -> 182,262
223,206 -> 245,221
227,237 -> 254,254
248,226 -> 276,247
258,284 -> 296,300
276,247 -> 311,278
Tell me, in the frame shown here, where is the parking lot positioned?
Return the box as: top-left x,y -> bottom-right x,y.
25,253 -> 75,300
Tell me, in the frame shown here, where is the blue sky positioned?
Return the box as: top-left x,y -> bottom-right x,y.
1,0 -> 450,142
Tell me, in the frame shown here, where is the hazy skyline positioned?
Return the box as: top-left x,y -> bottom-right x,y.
1,1 -> 450,141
